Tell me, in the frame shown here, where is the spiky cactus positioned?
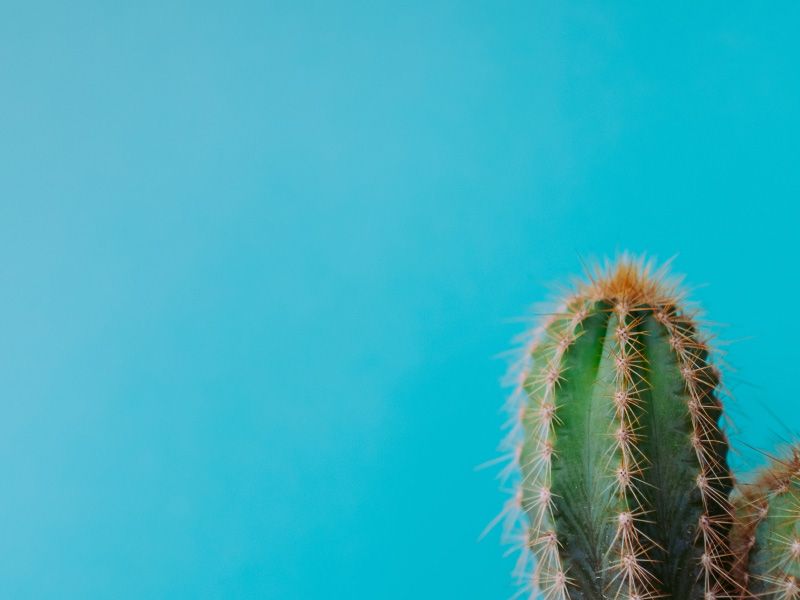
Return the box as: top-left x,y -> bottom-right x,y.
511,259 -> 735,600
731,448 -> 800,599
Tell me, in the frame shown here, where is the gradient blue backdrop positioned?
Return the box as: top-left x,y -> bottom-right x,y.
2,2 -> 799,598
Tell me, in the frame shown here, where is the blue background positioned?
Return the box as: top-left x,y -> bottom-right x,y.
2,2 -> 799,598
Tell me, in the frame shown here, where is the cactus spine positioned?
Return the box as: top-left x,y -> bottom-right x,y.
512,259 -> 735,600
732,448 -> 800,599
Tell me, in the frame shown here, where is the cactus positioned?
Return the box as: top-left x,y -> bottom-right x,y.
731,448 -> 800,599
508,258 -> 735,600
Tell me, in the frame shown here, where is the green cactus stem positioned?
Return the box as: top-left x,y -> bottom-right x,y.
732,448 -> 800,599
510,258 -> 735,600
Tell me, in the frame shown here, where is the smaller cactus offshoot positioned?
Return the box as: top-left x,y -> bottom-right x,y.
732,448 -> 800,599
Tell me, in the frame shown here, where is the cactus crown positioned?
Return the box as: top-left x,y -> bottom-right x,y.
578,258 -> 677,305
505,257 -> 735,600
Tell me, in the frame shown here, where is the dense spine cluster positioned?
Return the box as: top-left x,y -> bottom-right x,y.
505,259 -> 735,600
732,449 -> 800,599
